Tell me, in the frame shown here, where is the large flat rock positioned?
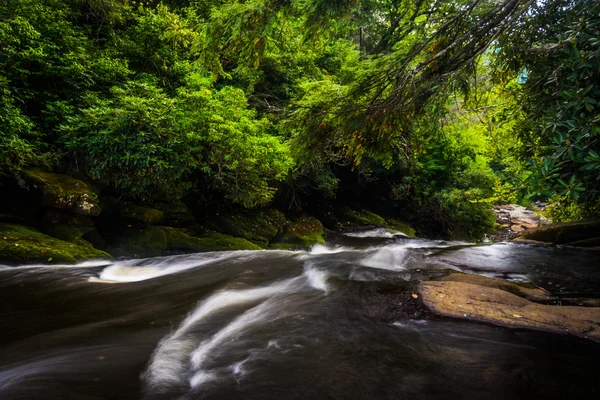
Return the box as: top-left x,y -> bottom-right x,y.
419,280 -> 600,342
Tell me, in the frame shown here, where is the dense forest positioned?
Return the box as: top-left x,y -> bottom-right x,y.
1,0 -> 599,246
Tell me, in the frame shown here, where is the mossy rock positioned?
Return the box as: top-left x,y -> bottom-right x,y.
278,216 -> 325,247
153,201 -> 196,227
188,230 -> 263,252
336,208 -> 416,237
42,210 -> 94,227
120,202 -> 164,225
99,197 -> 164,225
109,226 -> 261,258
384,218 -> 416,237
337,208 -> 386,228
42,224 -> 108,251
0,223 -> 111,265
520,219 -> 600,245
18,170 -> 101,216
213,209 -> 288,246
268,243 -> 300,251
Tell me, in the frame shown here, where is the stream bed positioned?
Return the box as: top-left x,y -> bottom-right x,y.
1,228 -> 599,399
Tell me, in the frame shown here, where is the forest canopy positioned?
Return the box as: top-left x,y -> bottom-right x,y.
1,0 -> 599,239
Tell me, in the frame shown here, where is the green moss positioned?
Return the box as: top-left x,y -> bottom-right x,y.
385,218 -> 416,237
44,224 -> 94,247
188,230 -> 263,252
268,243 -> 298,250
0,223 -> 111,265
213,209 -> 288,245
109,226 -> 261,258
153,201 -> 196,227
20,170 -> 101,216
335,208 -> 416,237
120,203 -> 164,225
110,226 -> 168,258
278,216 -> 325,247
338,209 -> 387,227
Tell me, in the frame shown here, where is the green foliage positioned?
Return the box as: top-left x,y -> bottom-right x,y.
60,76 -> 292,206
496,0 -> 600,214
5,0 -> 585,241
60,79 -> 196,199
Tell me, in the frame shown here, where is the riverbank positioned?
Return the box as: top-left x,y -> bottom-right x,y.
1,169 -> 417,265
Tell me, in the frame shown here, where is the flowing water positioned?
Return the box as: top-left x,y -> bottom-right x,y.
1,228 -> 599,399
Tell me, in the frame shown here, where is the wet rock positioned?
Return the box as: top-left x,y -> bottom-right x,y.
0,223 -> 111,265
120,203 -> 164,225
438,272 -> 553,302
17,170 -> 101,216
275,215 -> 325,248
419,279 -> 600,342
561,298 -> 600,307
519,220 -> 600,246
211,209 -> 288,247
567,237 -> 600,247
335,208 -> 415,237
109,226 -> 261,258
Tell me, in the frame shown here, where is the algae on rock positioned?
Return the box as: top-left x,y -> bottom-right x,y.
18,170 -> 101,216
0,223 -> 111,264
276,216 -> 325,248
213,209 -> 288,247
336,208 -> 416,237
109,226 -> 262,258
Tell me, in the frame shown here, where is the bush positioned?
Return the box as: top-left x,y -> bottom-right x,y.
60,76 -> 293,206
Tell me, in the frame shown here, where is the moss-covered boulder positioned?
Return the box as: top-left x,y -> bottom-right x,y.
335,208 -> 415,237
384,218 -> 416,237
276,216 -> 325,248
154,201 -> 196,227
337,208 -> 386,227
17,170 -> 101,216
120,203 -> 164,225
0,223 -> 111,265
109,226 -> 261,258
100,197 -> 164,225
518,219 -> 600,246
213,209 -> 288,247
42,210 -> 95,227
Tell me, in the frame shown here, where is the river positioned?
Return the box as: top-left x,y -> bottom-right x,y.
1,228 -> 599,399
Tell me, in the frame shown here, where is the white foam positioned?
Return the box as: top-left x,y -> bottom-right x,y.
189,371 -> 217,387
189,300 -> 279,388
145,277 -> 300,392
344,228 -> 407,238
308,244 -> 350,255
360,247 -> 410,271
303,264 -> 329,292
97,252 -> 237,282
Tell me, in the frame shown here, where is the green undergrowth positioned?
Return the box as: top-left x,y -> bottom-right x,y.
0,223 -> 110,265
